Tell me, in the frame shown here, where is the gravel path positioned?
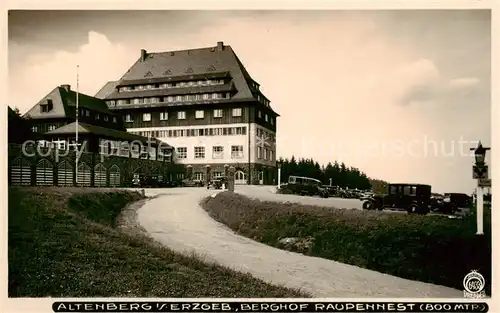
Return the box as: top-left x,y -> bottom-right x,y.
137,187 -> 462,298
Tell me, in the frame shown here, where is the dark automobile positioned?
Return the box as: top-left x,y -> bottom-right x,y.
445,193 -> 473,208
207,176 -> 228,189
322,185 -> 339,197
362,183 -> 432,214
283,176 -> 329,198
430,194 -> 459,214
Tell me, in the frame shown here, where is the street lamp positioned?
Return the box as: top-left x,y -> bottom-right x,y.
470,141 -> 491,236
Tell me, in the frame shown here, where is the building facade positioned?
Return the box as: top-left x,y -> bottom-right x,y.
96,41 -> 279,185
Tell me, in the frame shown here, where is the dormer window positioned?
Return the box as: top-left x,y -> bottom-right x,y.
40,99 -> 53,113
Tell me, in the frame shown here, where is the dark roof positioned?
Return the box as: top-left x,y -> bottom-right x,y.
23,86 -> 116,119
103,42 -> 278,114
94,81 -> 119,99
44,122 -> 171,148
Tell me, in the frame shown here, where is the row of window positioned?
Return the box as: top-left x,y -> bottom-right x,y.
129,126 -> 247,138
176,145 -> 244,160
257,146 -> 274,161
98,139 -> 171,161
107,92 -> 230,107
117,79 -> 226,93
125,108 -> 243,123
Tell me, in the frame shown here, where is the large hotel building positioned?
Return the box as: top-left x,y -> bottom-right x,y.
95,41 -> 279,185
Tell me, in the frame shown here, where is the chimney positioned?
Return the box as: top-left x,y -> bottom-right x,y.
140,49 -> 147,62
217,41 -> 224,51
60,84 -> 71,92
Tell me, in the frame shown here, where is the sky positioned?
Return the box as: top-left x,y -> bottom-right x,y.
7,10 -> 492,193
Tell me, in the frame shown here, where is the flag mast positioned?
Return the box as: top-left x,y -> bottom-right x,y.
75,65 -> 80,184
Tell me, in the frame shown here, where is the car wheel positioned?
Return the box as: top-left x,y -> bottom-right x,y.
407,204 -> 418,214
362,201 -> 374,210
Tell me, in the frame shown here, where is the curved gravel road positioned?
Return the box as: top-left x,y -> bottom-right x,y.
137,186 -> 462,298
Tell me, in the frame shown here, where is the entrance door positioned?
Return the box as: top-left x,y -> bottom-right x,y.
235,170 -> 246,185
258,171 -> 264,185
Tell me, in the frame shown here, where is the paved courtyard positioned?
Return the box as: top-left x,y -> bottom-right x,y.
134,185 -> 462,298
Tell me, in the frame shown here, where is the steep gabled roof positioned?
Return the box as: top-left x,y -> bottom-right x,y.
23,87 -> 66,119
23,86 -> 117,120
94,81 -> 119,99
109,43 -> 255,101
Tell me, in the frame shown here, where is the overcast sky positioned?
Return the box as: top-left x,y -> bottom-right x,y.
8,10 -> 492,193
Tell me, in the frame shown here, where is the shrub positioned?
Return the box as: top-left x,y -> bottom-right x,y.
202,192 -> 491,294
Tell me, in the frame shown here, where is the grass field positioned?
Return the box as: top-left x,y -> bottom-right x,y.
8,187 -> 307,297
201,191 -> 491,294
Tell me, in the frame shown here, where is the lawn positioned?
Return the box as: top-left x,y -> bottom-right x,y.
201,191 -> 491,294
8,187 -> 307,297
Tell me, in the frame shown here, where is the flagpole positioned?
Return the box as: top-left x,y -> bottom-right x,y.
75,65 -> 80,184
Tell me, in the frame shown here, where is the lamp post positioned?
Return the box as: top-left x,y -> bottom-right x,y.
470,141 -> 491,236
277,161 -> 281,189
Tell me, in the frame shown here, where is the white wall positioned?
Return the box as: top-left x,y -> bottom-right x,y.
127,123 -> 248,165
126,122 -> 277,167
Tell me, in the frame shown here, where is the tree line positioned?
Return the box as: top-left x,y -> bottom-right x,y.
277,156 -> 388,192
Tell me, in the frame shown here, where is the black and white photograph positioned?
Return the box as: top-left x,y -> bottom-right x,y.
5,4 -> 497,312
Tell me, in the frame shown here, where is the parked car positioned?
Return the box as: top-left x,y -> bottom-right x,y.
207,176 -> 227,189
283,176 -> 329,198
444,193 -> 473,208
362,183 -> 432,214
430,195 -> 460,215
322,185 -> 339,197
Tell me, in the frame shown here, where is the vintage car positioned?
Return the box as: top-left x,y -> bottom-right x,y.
283,176 -> 329,198
322,185 -> 339,197
362,183 -> 432,214
207,176 -> 228,189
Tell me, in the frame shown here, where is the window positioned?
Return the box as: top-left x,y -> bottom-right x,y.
212,146 -> 224,159
264,148 -> 268,160
231,145 -> 244,159
85,110 -> 90,117
214,109 -> 223,118
160,112 -> 168,120
176,95 -> 183,102
194,146 -> 205,159
112,117 -> 117,123
125,114 -> 133,122
269,150 -> 274,161
265,114 -> 268,122
257,146 -> 263,159
258,110 -> 262,118
104,115 -> 109,121
48,125 -> 56,131
213,171 -> 223,178
99,139 -> 109,155
177,147 -> 187,159
194,172 -> 204,181
271,117 -> 274,125
195,110 -> 204,119
177,111 -> 186,119
167,96 -> 174,102
142,113 -> 151,122
232,108 -> 242,117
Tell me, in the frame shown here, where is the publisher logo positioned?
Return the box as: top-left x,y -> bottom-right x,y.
463,270 -> 486,298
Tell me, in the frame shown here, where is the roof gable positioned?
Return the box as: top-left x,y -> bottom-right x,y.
23,87 -> 66,119
59,87 -> 113,114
